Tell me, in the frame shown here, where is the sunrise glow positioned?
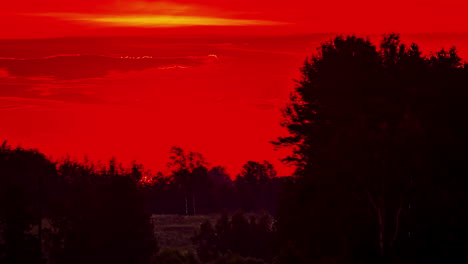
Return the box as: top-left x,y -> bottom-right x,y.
35,13 -> 286,27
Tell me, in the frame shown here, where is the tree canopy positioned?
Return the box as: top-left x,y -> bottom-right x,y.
274,34 -> 468,263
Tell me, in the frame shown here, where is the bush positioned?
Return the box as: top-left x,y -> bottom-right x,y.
192,211 -> 277,262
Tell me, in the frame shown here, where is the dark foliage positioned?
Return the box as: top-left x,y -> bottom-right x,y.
0,142 -> 57,264
274,34 -> 468,263
0,144 -> 157,264
145,152 -> 290,216
49,159 -> 157,264
0,142 -> 286,264
192,211 -> 277,262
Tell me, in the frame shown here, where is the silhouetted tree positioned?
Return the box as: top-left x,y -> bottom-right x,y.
50,159 -> 157,264
236,161 -> 277,211
274,34 -> 468,263
208,167 -> 235,211
237,161 -> 276,185
0,142 -> 57,264
168,147 -> 210,215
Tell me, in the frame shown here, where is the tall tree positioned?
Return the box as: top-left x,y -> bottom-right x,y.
274,34 -> 468,262
0,142 -> 57,264
237,161 -> 277,185
235,161 -> 277,211
51,159 -> 157,264
167,146 -> 210,215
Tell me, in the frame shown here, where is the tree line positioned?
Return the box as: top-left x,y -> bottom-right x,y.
145,147 -> 289,216
0,142 -> 289,264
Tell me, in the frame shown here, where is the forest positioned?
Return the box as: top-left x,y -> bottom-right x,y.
1,34 -> 467,264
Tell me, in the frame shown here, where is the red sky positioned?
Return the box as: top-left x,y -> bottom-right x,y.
1,0 -> 468,176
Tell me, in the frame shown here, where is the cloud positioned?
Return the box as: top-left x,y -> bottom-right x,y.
0,82 -> 106,105
19,0 -> 287,29
111,1 -> 219,16
33,12 -> 286,28
0,54 -> 209,80
0,53 -> 219,106
0,96 -> 67,111
0,69 -> 9,78
0,104 -> 35,111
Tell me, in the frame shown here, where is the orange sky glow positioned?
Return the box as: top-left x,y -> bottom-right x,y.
1,0 -> 468,176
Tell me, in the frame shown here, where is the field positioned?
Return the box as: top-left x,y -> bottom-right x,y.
36,213 -> 263,255
151,214 -> 219,250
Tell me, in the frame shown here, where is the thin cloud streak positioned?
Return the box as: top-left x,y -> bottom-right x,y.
0,54 -> 214,80
0,52 -> 221,106
31,13 -> 288,27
